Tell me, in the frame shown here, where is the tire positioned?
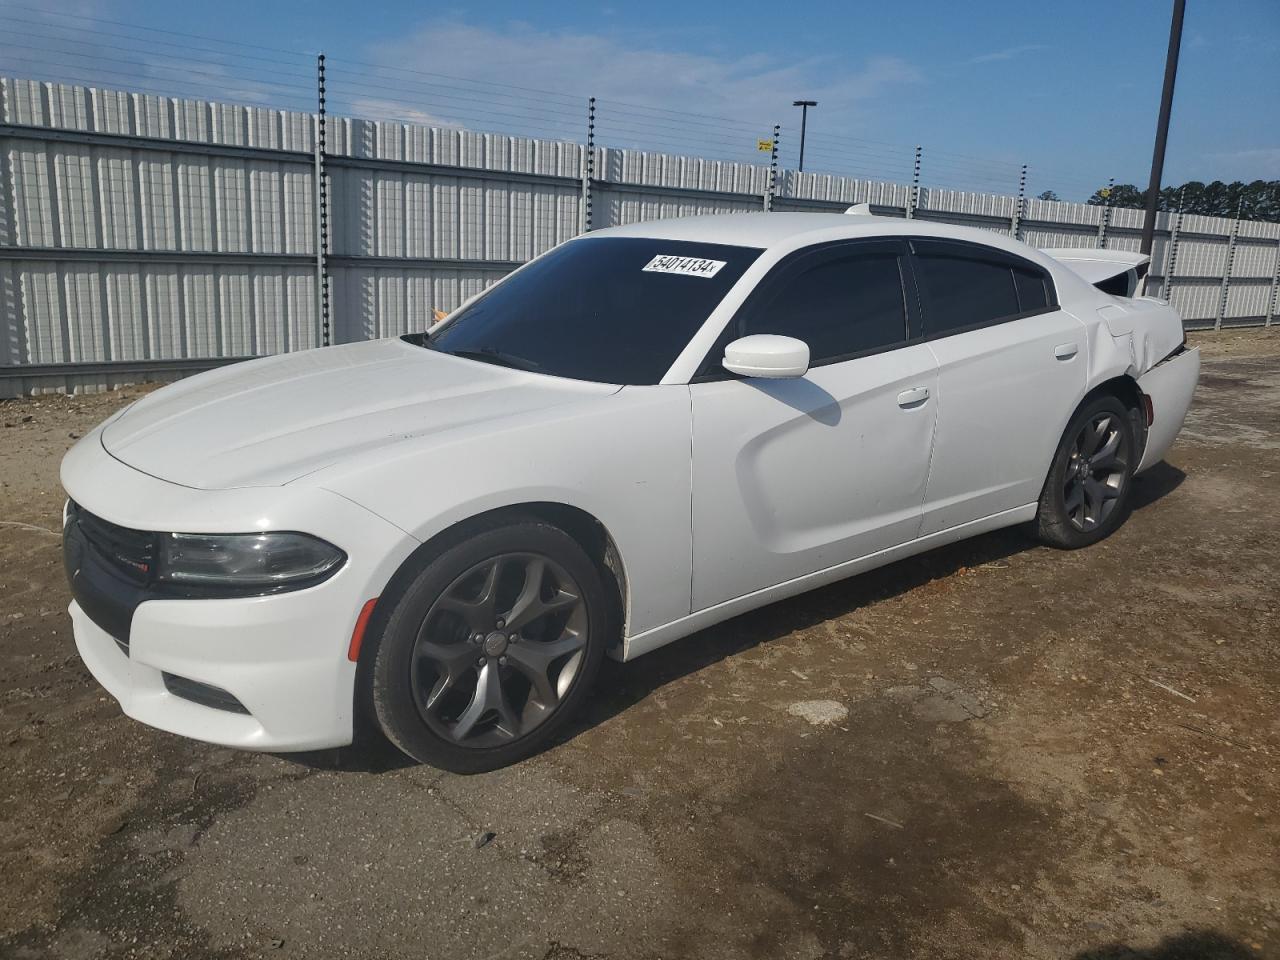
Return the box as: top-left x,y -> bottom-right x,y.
369,520 -> 611,772
1033,394 -> 1137,549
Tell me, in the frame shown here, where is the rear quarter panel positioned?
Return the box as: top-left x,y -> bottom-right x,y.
1073,294 -> 1193,472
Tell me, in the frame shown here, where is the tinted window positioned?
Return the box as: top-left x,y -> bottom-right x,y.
738,249 -> 908,364
1094,271 -> 1133,297
913,244 -> 1020,336
418,237 -> 762,385
1013,265 -> 1051,312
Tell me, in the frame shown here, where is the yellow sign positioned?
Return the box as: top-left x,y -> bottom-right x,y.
757,138 -> 774,152
1100,187 -> 1112,198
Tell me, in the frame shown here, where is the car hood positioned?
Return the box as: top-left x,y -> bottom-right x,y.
101,339 -> 620,489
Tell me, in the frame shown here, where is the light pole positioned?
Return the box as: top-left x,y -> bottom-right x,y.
792,100 -> 817,172
1140,0 -> 1186,256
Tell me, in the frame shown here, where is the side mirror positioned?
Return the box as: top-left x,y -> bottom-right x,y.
722,335 -> 810,379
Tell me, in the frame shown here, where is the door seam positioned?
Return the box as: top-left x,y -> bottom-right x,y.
685,384 -> 695,617
919,342 -> 944,537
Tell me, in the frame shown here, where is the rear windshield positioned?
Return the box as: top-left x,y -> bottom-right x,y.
412,237 -> 763,385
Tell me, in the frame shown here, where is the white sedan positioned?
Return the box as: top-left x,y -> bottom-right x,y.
61,212 -> 1200,771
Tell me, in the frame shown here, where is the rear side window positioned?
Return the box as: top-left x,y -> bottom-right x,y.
1094,270 -> 1134,297
1013,265 -> 1051,312
912,239 -> 1056,338
736,245 -> 908,365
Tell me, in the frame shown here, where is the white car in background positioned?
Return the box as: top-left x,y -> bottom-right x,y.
61,212 -> 1200,771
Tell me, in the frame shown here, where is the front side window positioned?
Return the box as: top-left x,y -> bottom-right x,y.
416,237 -> 762,385
912,239 -> 1056,337
731,244 -> 909,367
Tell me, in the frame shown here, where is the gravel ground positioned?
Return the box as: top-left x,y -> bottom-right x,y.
1,329 -> 1278,960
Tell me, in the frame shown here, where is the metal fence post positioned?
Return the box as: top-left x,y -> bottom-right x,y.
1011,163 -> 1027,240
1097,177 -> 1114,248
315,53 -> 330,348
764,125 -> 780,212
1216,201 -> 1241,331
1162,187 -> 1185,303
906,145 -> 922,219
580,97 -> 595,234
1266,237 -> 1279,328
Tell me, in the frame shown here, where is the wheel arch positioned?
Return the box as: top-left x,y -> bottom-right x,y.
352,501 -> 629,733
1079,373 -> 1148,458
1084,373 -> 1143,413
1039,373 -> 1148,508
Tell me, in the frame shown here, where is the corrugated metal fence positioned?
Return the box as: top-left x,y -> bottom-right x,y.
1,76 -> 1277,396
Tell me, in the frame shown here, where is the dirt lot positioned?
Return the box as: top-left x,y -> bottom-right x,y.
1,329 -> 1278,960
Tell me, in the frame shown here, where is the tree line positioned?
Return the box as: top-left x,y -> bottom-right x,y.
1034,180 -> 1280,223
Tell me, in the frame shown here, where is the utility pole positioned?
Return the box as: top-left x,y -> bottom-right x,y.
792,100 -> 816,172
1140,0 -> 1186,256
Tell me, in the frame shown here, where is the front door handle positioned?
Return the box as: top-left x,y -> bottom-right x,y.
1054,342 -> 1080,360
897,386 -> 930,408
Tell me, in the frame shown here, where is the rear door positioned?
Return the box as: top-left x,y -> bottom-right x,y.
689,239 -> 940,611
910,238 -> 1087,535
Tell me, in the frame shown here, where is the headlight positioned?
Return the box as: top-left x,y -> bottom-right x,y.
156,532 -> 345,590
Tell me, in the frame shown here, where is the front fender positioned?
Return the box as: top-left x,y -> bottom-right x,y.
313,385 -> 694,641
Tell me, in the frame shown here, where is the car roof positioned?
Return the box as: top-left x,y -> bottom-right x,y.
590,211 -> 1049,262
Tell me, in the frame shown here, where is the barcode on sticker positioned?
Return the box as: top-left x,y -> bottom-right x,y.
642,255 -> 727,278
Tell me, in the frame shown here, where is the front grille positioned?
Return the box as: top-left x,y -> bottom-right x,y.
68,500 -> 157,586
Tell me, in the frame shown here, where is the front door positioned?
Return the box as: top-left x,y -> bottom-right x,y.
689,240 -> 940,611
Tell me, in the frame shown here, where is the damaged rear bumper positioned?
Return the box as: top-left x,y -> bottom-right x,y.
1136,345 -> 1200,474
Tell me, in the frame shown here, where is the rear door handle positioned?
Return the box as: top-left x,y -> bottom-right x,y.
1054,342 -> 1079,360
897,386 -> 930,408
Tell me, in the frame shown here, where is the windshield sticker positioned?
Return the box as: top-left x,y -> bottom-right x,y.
642,254 -> 727,278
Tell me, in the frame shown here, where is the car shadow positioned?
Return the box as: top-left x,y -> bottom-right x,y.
747,376 -> 842,425
1071,929 -> 1257,959
1130,459 -> 1185,511
575,524 -> 1028,739
284,461 -> 1185,774
569,460 -> 1185,739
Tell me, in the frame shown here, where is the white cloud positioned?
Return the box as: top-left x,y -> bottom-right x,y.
345,97 -> 453,128
1201,147 -> 1280,181
0,0 -> 312,112
967,43 -> 1046,65
346,20 -> 922,163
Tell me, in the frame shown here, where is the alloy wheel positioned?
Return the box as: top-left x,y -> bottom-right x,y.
1062,412 -> 1130,532
410,552 -> 587,748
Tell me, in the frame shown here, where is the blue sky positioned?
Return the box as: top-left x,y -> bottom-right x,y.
3,0 -> 1277,199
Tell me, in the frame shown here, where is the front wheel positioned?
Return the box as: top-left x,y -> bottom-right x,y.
369,520 -> 611,772
1034,395 -> 1137,549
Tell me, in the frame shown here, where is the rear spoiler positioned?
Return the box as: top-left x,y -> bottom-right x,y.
1041,248 -> 1151,297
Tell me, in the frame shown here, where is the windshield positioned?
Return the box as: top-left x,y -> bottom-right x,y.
413,236 -> 763,385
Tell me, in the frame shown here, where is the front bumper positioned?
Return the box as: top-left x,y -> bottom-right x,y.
70,588 -> 357,751
61,425 -> 418,751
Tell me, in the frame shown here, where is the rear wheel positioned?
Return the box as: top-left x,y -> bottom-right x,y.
1034,395 -> 1136,549
369,521 -> 610,772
